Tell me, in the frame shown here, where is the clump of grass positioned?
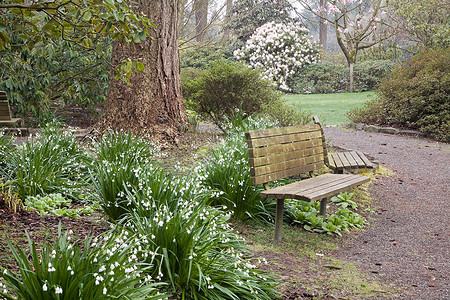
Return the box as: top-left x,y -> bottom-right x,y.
0,224 -> 164,300
198,115 -> 277,222
5,126 -> 92,201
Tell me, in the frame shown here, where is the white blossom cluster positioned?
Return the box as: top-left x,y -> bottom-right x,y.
234,21 -> 319,91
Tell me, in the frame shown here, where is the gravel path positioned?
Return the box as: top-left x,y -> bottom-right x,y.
323,127 -> 450,299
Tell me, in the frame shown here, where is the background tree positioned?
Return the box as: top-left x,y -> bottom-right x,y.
194,0 -> 209,42
297,0 -> 396,92
0,0 -> 153,123
390,0 -> 450,48
100,0 -> 187,140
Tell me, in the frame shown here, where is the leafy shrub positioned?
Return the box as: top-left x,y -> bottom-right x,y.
183,60 -> 280,131
353,60 -> 395,92
179,44 -> 232,69
348,48 -> 450,142
5,126 -> 92,201
199,115 -> 276,222
120,173 -> 278,299
0,225 -> 164,300
291,60 -> 393,94
290,62 -> 348,94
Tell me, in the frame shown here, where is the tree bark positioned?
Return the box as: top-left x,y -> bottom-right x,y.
222,0 -> 233,39
100,0 -> 186,140
319,0 -> 327,51
195,0 -> 208,42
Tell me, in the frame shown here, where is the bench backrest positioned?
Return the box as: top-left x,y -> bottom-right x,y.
0,91 -> 12,121
246,124 -> 325,185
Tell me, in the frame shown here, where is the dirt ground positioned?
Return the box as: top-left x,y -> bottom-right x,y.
323,127 -> 450,299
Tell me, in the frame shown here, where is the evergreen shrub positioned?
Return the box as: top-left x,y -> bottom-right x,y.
348,48 -> 450,142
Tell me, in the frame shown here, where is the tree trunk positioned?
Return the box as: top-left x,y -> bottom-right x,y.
100,0 -> 186,140
195,0 -> 208,42
222,0 -> 233,39
349,61 -> 355,93
319,0 -> 327,51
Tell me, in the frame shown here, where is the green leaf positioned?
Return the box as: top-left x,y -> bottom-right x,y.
136,62 -> 145,72
83,11 -> 92,21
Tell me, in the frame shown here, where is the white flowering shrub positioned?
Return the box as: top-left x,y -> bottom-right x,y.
234,21 -> 320,91
0,224 -> 164,300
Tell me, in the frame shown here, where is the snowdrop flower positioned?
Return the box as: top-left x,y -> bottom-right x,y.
55,286 -> 63,294
42,283 -> 48,291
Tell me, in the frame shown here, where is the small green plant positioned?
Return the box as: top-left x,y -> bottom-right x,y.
285,193 -> 366,236
24,193 -> 95,218
0,224 -> 165,300
0,181 -> 23,213
331,192 -> 358,210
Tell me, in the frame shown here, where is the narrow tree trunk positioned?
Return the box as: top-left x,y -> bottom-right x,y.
222,0 -> 233,39
349,61 -> 355,93
195,0 -> 208,42
100,0 -> 186,140
319,0 -> 327,51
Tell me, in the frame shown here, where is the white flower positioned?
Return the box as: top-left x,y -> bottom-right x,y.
103,287 -> 107,295
55,286 -> 63,294
42,283 -> 48,291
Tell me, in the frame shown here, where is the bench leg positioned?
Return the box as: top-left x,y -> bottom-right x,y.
319,197 -> 328,216
274,199 -> 284,243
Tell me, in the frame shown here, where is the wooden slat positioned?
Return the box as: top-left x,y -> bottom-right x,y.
348,151 -> 365,167
248,138 -> 322,158
344,152 -> 358,168
252,153 -> 324,177
260,174 -> 370,201
248,130 -> 322,148
252,161 -> 325,185
0,116 -> 12,120
327,153 -> 336,170
337,152 -> 351,168
330,153 -> 344,169
246,124 -> 321,139
356,151 -> 372,168
261,173 -> 338,199
302,175 -> 370,201
250,145 -> 324,168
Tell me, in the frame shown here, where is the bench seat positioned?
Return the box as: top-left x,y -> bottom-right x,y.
327,151 -> 373,173
260,173 -> 370,201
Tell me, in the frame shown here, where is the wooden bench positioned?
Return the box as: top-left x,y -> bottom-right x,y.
245,121 -> 370,242
0,91 -> 23,127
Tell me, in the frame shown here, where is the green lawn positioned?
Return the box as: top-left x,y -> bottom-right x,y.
283,92 -> 375,125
